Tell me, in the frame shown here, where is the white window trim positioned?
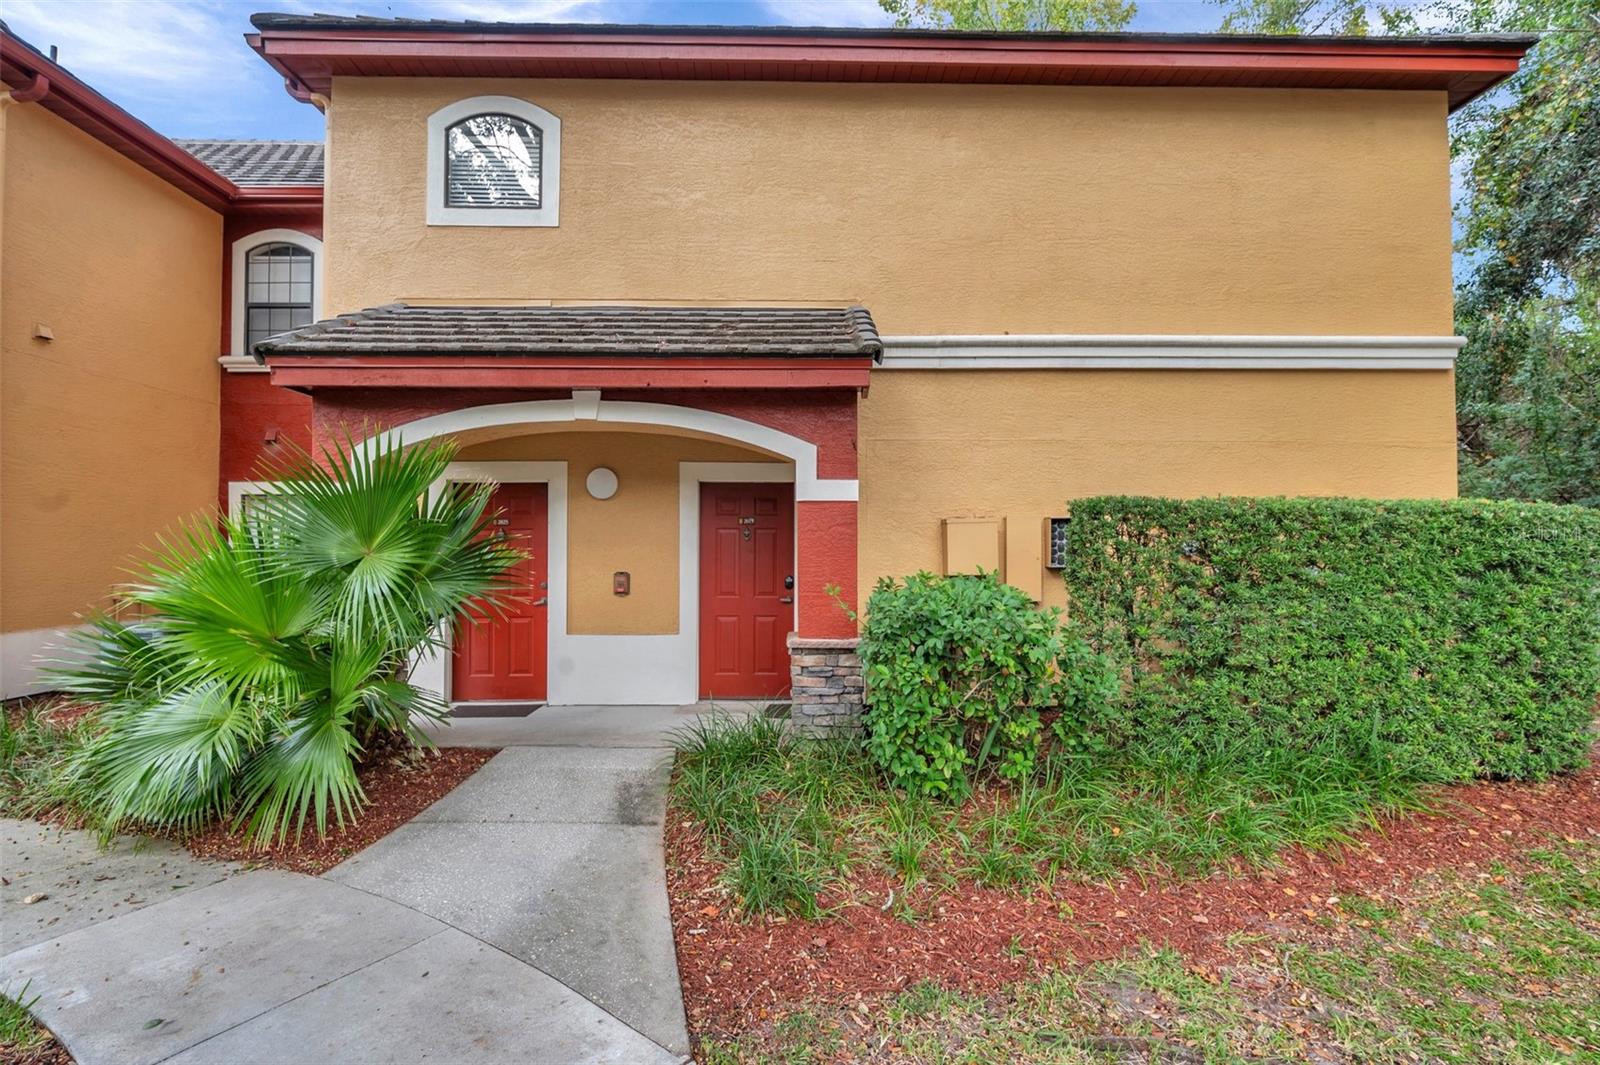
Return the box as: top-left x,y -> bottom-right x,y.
427,96 -> 562,228
226,480 -> 277,516
228,229 -> 324,362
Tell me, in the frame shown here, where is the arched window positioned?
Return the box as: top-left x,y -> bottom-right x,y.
446,114 -> 542,209
225,229 -> 322,363
427,96 -> 561,227
243,242 -> 314,348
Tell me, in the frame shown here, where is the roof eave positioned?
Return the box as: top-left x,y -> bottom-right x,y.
258,353 -> 875,391
1,31 -> 239,210
229,185 -> 326,213
247,21 -> 1533,112
2,27 -> 327,214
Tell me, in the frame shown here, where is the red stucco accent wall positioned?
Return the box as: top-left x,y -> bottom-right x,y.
797,501 -> 858,638
218,212 -> 320,510
305,386 -> 860,478
218,373 -> 314,509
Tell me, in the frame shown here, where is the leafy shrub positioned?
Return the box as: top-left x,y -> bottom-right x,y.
857,573 -> 1115,796
1063,496 -> 1600,781
50,438 -> 521,846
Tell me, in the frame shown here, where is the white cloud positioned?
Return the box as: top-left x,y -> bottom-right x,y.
758,0 -> 893,27
2,0 -> 255,90
412,0 -> 620,21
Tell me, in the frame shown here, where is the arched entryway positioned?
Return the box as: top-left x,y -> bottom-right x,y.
372,396 -> 857,705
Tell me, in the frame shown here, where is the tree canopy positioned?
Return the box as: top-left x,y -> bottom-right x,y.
878,0 -> 1136,32
1448,0 -> 1598,504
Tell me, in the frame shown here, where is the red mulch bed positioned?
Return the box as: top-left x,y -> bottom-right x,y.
181,744 -> 496,875
667,756 -> 1600,1039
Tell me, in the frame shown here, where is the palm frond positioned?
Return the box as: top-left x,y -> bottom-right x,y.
77,679 -> 264,838
237,707 -> 365,847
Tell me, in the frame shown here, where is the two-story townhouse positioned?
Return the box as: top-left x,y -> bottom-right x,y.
1,16 -> 1532,714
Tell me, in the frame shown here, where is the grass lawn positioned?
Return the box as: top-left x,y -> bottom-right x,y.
668,716 -> 1600,1062
695,842 -> 1599,1064
0,985 -> 67,1065
672,715 -> 1426,917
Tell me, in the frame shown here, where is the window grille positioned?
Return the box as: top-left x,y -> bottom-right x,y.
244,242 -> 314,347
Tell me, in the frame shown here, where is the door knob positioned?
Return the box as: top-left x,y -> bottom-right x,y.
533,597 -> 548,607
778,596 -> 794,604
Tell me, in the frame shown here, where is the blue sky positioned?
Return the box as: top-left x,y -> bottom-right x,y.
2,0 -> 1234,140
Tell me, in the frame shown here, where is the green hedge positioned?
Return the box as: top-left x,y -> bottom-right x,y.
1062,496 -> 1600,781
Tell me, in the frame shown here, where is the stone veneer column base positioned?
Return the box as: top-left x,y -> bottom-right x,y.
787,634 -> 865,736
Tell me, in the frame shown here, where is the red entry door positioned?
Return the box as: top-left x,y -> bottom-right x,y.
699,483 -> 795,698
453,482 -> 548,702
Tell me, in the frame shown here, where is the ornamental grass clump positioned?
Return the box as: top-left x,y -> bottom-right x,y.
50,438 -> 522,847
857,573 -> 1117,797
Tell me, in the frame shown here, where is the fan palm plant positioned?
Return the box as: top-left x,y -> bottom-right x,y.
50,437 -> 522,847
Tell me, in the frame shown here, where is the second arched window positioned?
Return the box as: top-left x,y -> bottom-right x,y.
445,113 -> 542,209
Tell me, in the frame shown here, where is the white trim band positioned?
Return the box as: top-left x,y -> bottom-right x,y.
878,334 -> 1466,370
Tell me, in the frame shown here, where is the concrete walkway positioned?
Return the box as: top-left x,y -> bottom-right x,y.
0,704 -> 739,1065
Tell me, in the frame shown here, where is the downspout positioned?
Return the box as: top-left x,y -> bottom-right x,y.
8,72 -> 49,103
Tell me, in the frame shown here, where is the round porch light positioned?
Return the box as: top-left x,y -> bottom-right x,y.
586,466 -> 619,500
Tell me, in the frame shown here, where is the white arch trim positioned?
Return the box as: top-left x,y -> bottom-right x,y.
426,95 -> 562,228
228,228 -> 324,361
367,393 -> 858,502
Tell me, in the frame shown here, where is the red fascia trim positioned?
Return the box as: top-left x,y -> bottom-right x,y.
251,28 -> 1528,108
2,36 -> 238,210
262,356 -> 873,391
229,186 -> 326,215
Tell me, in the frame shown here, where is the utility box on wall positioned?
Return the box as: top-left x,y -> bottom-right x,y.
942,517 -> 1002,576
1004,515 -> 1043,602
941,515 -> 1046,603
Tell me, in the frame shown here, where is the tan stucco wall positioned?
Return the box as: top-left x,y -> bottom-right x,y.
1,101 -> 221,633
328,77 -> 1461,609
324,78 -> 1451,335
860,369 -> 1459,609
457,430 -> 774,634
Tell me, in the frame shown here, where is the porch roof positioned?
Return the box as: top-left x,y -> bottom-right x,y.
253,304 -> 881,359
252,304 -> 879,391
